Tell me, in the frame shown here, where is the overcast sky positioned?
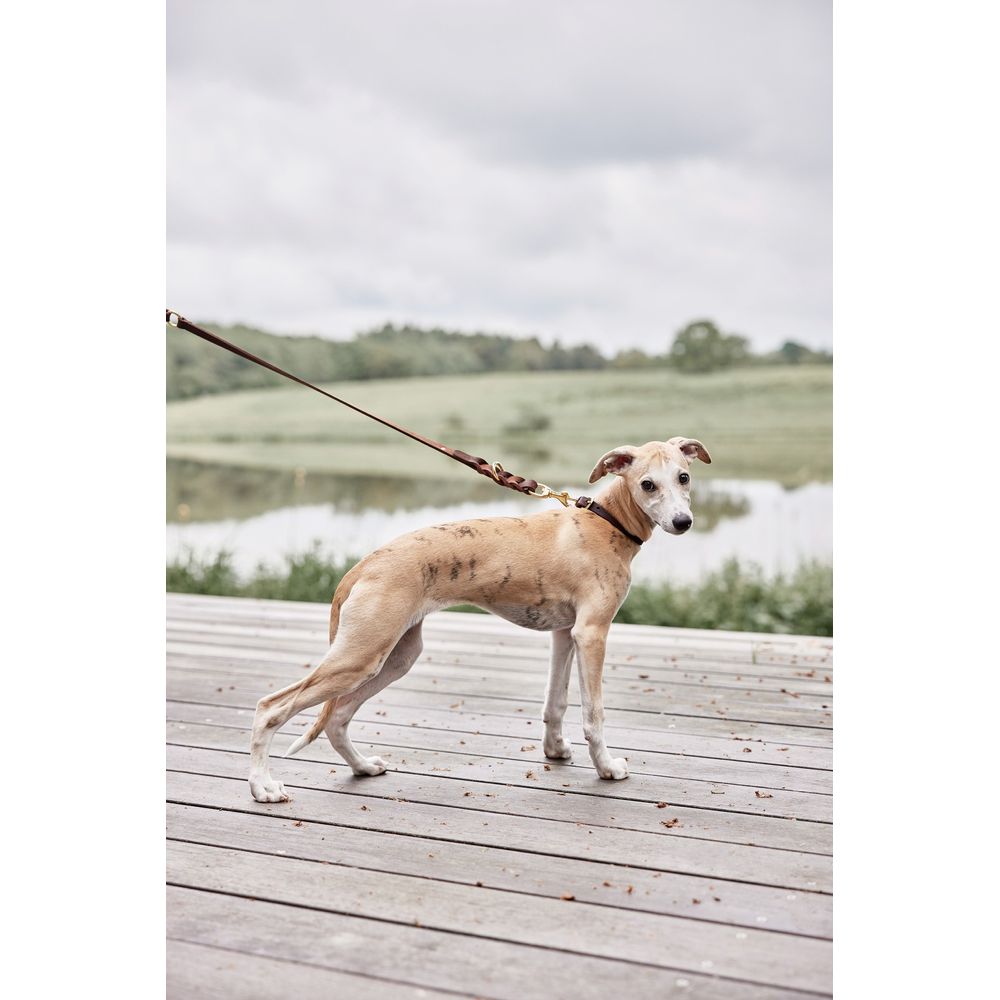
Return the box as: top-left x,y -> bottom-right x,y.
167,1 -> 831,353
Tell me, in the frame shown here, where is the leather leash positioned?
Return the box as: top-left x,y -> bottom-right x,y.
166,310 -> 643,546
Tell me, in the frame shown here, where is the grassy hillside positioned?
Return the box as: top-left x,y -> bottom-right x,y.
167,365 -> 831,486
167,324 -> 345,400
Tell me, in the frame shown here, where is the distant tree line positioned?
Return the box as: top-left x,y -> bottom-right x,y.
615,320 -> 832,374
166,317 -> 831,400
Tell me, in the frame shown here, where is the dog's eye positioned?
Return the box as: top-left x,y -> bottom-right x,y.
679,472 -> 690,485
640,479 -> 655,492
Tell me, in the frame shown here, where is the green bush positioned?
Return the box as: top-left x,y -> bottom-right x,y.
614,558 -> 832,635
168,548 -> 831,636
166,549 -> 241,596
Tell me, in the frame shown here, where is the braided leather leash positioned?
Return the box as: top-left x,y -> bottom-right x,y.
166,310 -> 643,546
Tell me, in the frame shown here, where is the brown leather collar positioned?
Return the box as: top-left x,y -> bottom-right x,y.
574,496 -> 645,546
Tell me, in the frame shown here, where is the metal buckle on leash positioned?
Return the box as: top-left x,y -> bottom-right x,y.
167,311 -> 180,327
530,483 -> 575,507
489,460 -> 574,507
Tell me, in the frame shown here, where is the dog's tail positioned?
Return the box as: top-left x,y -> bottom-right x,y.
283,699 -> 335,757
282,569 -> 353,759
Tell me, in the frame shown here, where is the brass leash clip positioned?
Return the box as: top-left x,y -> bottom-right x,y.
530,483 -> 575,508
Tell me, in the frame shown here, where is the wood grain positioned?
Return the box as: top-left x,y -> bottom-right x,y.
165,593 -> 833,998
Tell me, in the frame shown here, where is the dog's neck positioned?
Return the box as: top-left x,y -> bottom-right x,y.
595,477 -> 655,548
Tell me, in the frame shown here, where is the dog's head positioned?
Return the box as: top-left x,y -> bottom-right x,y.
588,438 -> 712,535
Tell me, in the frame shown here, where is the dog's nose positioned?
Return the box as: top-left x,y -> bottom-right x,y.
672,514 -> 693,533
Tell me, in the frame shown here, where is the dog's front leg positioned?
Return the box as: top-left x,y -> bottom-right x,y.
572,621 -> 629,780
542,627 -> 574,760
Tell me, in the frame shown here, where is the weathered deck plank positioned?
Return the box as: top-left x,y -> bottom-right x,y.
166,939 -> 462,999
168,887 -> 820,1000
167,699 -> 832,790
165,622 -> 834,688
166,645 -> 833,726
167,800 -> 832,936
166,720 -> 832,822
168,663 -> 833,747
165,594 -> 833,997
167,840 -> 831,992
167,742 -> 831,854
167,767 -> 831,891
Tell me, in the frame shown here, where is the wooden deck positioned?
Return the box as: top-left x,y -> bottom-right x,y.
166,593 -> 833,999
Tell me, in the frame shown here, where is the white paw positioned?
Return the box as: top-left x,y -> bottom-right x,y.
249,777 -> 289,802
598,758 -> 629,781
352,755 -> 387,777
544,735 -> 573,760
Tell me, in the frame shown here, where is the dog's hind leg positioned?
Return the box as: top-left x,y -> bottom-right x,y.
543,627 -> 574,760
249,674 -> 326,803
323,619 -> 424,776
248,581 -> 414,802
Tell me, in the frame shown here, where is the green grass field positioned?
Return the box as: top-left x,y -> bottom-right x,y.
167,365 -> 831,486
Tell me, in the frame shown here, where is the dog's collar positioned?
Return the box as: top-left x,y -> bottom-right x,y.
574,496 -> 644,546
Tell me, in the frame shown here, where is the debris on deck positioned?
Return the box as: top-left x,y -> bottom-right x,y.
167,593 -> 832,998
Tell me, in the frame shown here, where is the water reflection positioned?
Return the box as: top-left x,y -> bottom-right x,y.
167,458 -> 502,520
166,459 -> 829,585
167,458 -> 750,527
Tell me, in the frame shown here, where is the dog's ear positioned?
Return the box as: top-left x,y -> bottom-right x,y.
667,437 -> 712,465
589,446 -> 640,484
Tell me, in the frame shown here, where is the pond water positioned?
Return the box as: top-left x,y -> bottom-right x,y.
166,459 -> 831,585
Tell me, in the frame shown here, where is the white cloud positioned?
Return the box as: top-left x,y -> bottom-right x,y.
167,0 -> 831,351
